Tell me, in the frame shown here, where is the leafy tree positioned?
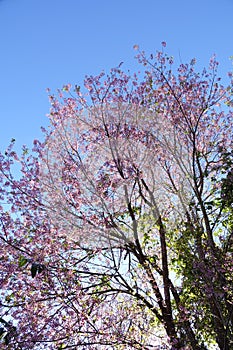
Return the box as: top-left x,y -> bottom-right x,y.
0,43 -> 233,349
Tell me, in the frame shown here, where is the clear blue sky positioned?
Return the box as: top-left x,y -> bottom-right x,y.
0,0 -> 233,152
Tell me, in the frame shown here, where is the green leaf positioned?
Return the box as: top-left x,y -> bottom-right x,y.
18,256 -> 28,268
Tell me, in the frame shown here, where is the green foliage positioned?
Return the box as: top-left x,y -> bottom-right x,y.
18,255 -> 28,268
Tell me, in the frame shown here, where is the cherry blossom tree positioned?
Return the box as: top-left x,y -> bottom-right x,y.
0,44 -> 233,349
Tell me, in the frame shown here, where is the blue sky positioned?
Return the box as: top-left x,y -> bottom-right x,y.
0,0 -> 233,152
